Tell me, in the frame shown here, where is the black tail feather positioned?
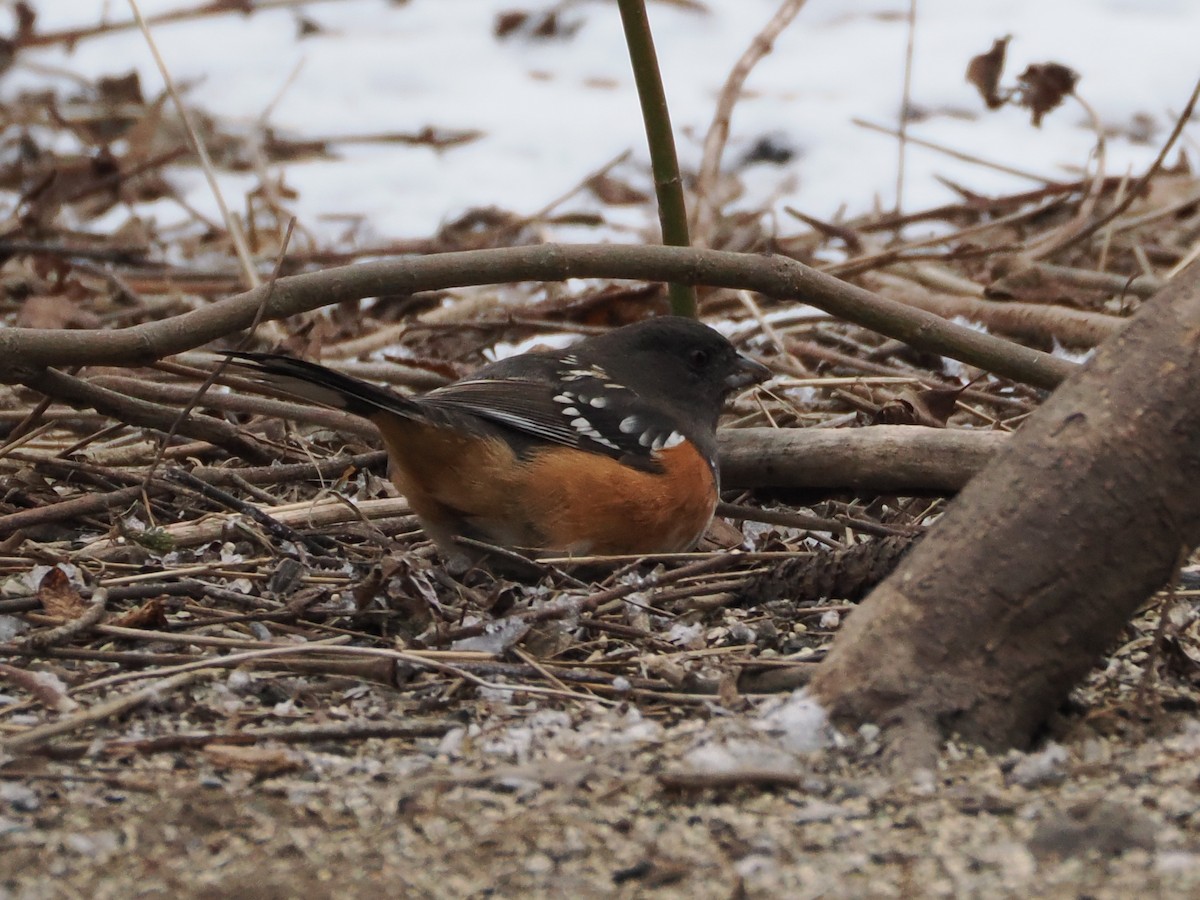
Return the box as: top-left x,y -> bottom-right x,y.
219,350 -> 419,420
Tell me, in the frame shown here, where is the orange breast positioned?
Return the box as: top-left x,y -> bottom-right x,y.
517,441 -> 718,554
371,413 -> 717,556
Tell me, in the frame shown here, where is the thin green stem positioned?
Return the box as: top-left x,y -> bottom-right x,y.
616,0 -> 696,318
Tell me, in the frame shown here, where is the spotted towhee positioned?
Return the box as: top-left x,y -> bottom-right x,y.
223,316 -> 769,567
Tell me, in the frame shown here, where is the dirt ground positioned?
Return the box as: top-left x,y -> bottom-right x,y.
4,681 -> 1200,899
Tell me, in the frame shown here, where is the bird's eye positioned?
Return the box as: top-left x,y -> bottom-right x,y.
688,348 -> 711,368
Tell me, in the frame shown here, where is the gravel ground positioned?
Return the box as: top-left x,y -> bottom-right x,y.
4,672 -> 1200,899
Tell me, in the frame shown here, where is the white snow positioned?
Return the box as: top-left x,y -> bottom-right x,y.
753,688 -> 836,753
19,1 -> 1199,246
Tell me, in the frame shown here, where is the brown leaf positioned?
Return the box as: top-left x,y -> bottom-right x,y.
873,397 -> 919,426
494,11 -> 529,38
203,744 -> 303,777
985,258 -> 1110,308
699,516 -> 745,550
494,9 -> 580,41
295,14 -> 325,38
532,11 -> 571,39
109,598 -> 168,629
915,385 -> 969,425
965,36 -> 1011,109
872,386 -> 966,428
37,567 -> 87,619
16,294 -> 101,329
20,152 -> 122,224
586,172 -> 650,206
1016,63 -> 1079,127
96,72 -> 144,106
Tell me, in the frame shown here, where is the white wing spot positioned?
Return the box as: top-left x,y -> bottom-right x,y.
564,366 -> 608,382
618,416 -> 640,434
553,392 -> 575,404
648,431 -> 685,453
561,406 -> 580,417
638,431 -> 654,447
589,396 -> 607,409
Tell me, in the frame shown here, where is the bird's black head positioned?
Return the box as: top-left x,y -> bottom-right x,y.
575,316 -> 770,427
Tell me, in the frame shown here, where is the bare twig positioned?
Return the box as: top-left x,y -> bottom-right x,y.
0,663 -> 78,713
3,668 -> 219,753
128,0 -> 260,290
895,0 -> 918,215
19,368 -> 272,463
25,0 -> 325,48
1026,92 -> 1109,259
854,118 -> 1059,185
138,219 -> 298,510
1052,74 -> 1200,258
692,0 -> 809,245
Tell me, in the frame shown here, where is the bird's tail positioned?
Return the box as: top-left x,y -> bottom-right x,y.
219,351 -> 419,420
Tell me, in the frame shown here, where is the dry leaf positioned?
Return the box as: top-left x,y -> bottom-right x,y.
295,14 -> 325,37
1016,63 -> 1079,127
37,567 -> 87,619
96,71 -> 144,105
109,598 -> 168,629
16,294 -> 100,329
916,385 -> 969,425
494,10 -> 529,38
203,744 -> 303,777
872,396 -> 920,426
699,516 -> 746,550
966,36 -> 1011,109
586,172 -> 650,205
494,9 -> 579,41
872,386 -> 966,428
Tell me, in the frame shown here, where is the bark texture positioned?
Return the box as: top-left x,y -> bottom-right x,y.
807,261 -> 1200,755
719,425 -> 1003,492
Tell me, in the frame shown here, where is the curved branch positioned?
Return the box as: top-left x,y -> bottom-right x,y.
0,244 -> 1075,390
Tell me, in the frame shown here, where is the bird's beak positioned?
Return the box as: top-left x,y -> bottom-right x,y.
726,355 -> 771,390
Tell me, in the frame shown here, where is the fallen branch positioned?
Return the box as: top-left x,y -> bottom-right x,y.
0,244 -> 1075,390
719,425 -> 1005,491
867,273 -> 1126,347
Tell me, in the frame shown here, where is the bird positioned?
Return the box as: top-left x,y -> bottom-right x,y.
221,316 -> 769,568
